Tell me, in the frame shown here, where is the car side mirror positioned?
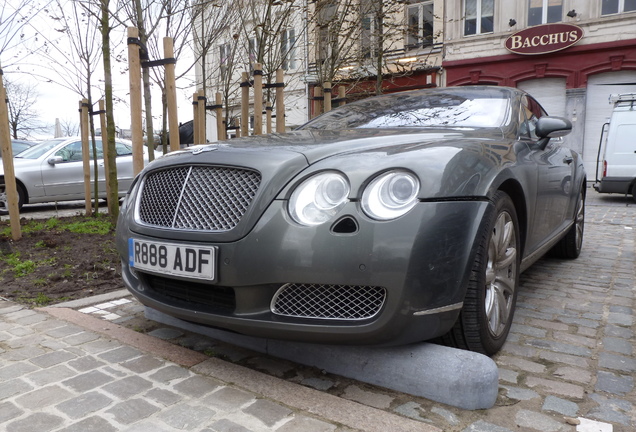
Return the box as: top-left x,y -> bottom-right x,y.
48,156 -> 64,165
536,116 -> 572,150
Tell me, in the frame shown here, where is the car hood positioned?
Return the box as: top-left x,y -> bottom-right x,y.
0,156 -> 40,175
159,128 -> 503,166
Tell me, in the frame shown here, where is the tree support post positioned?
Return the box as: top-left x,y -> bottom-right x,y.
79,99 -> 91,216
265,102 -> 272,134
198,89 -> 206,143
241,72 -> 250,137
338,86 -> 347,106
163,37 -> 180,152
215,92 -> 226,141
192,92 -> 199,145
276,69 -> 285,133
127,27 -> 144,176
323,81 -> 332,113
253,63 -> 263,135
0,68 -> 21,240
98,100 -> 112,204
312,86 -> 323,118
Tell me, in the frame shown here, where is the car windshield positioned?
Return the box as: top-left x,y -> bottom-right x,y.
15,138 -> 67,159
300,91 -> 512,130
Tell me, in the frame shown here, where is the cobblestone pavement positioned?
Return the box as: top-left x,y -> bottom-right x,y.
1,187 -> 634,431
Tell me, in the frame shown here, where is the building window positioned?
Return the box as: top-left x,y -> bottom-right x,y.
318,25 -> 329,62
248,38 -> 257,64
528,0 -> 563,26
601,0 -> 636,15
406,1 -> 434,50
464,0 -> 494,36
361,14 -> 378,59
219,43 -> 231,77
281,29 -> 296,70
317,0 -> 337,63
360,0 -> 379,59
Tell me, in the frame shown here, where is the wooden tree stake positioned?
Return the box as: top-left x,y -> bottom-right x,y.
241,72 -> 250,137
164,37 -> 180,152
99,99 -> 111,202
323,81 -> 332,112
127,27 -> 144,176
192,92 -> 199,145
0,73 -> 21,240
80,99 -> 91,216
276,69 -> 285,133
253,63 -> 263,135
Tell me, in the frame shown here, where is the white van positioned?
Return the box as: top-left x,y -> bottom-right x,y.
594,93 -> 636,202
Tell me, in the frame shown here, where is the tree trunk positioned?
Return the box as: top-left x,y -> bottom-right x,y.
100,0 -> 119,224
133,0 -> 155,161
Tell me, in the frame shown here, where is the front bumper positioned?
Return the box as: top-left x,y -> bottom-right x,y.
117,199 -> 490,346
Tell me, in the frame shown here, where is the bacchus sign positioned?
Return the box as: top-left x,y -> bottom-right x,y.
505,23 -> 583,55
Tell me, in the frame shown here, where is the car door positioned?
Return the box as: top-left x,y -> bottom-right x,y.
521,96 -> 575,251
40,139 -> 106,200
112,141 -> 136,194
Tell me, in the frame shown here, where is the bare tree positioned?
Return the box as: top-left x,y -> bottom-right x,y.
114,0 -> 223,152
309,0 -> 441,110
115,0 -> 166,160
59,117 -> 80,136
33,0 -> 107,213
98,0 -> 121,222
237,0 -> 304,96
4,79 -> 45,139
312,0 -> 359,85
200,0 -> 306,135
0,0 -> 52,68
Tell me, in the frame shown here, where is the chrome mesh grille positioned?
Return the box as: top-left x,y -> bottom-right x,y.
137,166 -> 261,231
272,284 -> 386,320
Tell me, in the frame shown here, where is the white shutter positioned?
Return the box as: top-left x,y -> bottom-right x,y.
517,78 -> 567,117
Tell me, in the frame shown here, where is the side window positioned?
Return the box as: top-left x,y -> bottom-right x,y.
55,141 -> 83,162
91,140 -> 104,160
115,142 -> 133,157
519,96 -> 546,141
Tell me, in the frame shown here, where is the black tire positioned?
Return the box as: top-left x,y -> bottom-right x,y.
16,184 -> 25,211
550,186 -> 585,259
442,190 -> 520,356
0,182 -> 25,214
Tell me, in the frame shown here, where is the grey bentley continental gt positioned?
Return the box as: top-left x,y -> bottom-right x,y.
116,86 -> 586,356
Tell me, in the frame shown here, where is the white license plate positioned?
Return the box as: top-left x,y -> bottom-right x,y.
128,238 -> 216,281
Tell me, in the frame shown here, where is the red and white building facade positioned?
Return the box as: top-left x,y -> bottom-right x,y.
442,0 -> 636,176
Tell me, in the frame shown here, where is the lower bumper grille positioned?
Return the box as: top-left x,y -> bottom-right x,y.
272,283 -> 386,320
143,274 -> 236,312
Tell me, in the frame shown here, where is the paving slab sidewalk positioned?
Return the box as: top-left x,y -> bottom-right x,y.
0,300 -> 437,432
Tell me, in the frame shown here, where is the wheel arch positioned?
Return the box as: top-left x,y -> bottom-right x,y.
495,179 -> 527,257
0,175 -> 29,205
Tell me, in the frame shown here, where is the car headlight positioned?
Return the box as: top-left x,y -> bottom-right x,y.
362,170 -> 420,220
289,172 -> 350,226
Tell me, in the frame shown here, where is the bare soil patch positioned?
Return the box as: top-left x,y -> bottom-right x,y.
0,216 -> 124,306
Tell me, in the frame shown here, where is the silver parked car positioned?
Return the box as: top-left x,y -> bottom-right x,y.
116,86 -> 586,356
0,137 -> 147,213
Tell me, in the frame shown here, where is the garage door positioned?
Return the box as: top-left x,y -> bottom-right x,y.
518,78 -> 567,117
584,71 -> 636,179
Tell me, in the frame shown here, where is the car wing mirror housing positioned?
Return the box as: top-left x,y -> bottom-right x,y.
48,156 -> 64,165
536,116 -> 572,150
